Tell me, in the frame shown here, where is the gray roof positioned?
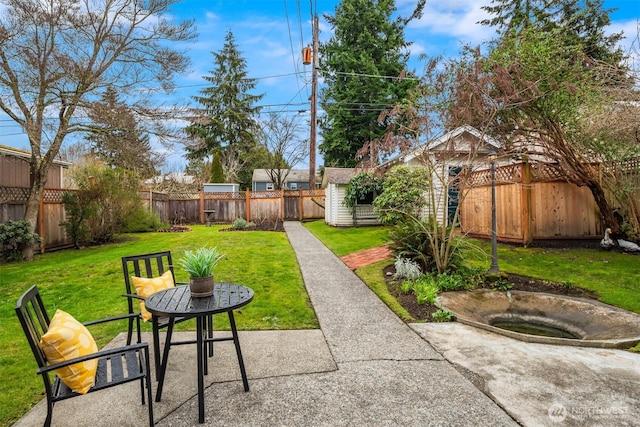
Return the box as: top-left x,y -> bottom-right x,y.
252,169 -> 319,183
321,168 -> 359,186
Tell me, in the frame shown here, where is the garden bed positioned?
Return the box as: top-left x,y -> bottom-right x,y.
220,220 -> 285,232
383,265 -> 600,322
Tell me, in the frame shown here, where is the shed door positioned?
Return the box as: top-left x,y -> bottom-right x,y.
447,167 -> 462,225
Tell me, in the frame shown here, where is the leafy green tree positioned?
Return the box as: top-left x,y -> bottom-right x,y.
480,0 -> 624,67
480,0 -> 553,36
86,87 -> 159,178
210,152 -> 225,183
0,0 -> 195,260
185,30 -> 264,189
319,0 -> 424,167
373,166 -> 431,224
63,162 -> 146,245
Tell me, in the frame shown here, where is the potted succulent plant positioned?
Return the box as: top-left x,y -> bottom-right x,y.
177,246 -> 224,297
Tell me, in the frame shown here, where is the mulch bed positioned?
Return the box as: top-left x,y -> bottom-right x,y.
383,264 -> 600,323
219,220 -> 285,232
158,225 -> 192,232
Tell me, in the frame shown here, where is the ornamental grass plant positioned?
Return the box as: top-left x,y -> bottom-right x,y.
177,246 -> 224,277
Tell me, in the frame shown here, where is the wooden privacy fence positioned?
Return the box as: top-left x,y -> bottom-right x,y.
459,162 -> 603,245
0,186 -> 326,252
142,188 -> 326,224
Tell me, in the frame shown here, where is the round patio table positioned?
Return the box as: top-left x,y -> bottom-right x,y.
145,283 -> 254,424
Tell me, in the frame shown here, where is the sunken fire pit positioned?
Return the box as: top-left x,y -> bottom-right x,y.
437,290 -> 640,348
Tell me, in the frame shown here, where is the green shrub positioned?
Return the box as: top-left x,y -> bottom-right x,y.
400,280 -> 413,293
123,206 -> 168,232
435,272 -> 463,291
412,275 -> 440,305
0,220 -> 42,261
454,266 -> 487,289
233,218 -> 248,229
373,165 -> 430,225
492,278 -> 513,292
431,309 -> 455,322
60,190 -> 93,248
62,164 -> 145,245
393,257 -> 422,280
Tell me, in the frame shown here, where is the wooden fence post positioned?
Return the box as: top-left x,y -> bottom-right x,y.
245,190 -> 251,221
165,192 -> 170,223
521,158 -> 533,246
280,189 -> 285,221
299,189 -> 303,220
199,189 -> 204,224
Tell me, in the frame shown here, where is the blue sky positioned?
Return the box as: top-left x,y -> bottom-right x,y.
1,0 -> 638,171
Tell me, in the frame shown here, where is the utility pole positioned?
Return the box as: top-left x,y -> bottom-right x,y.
308,13 -> 319,190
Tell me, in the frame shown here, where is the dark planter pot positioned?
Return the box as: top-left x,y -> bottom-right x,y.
189,275 -> 214,297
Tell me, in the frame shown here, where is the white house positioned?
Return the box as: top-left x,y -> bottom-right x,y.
251,169 -> 320,191
380,125 -> 503,225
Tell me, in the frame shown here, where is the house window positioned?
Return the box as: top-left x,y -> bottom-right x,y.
266,183 -> 274,190
289,183 -> 298,190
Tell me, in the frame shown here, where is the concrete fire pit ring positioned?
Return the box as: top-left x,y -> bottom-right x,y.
436,290 -> 640,349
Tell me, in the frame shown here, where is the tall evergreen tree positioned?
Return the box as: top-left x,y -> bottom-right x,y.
210,152 -> 225,183
185,30 -> 264,188
319,0 -> 424,167
86,87 -> 158,178
480,0 -> 624,66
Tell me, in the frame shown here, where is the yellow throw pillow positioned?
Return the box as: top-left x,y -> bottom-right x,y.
132,270 -> 175,322
39,309 -> 98,394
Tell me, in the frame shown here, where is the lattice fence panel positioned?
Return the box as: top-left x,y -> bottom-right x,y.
466,164 -> 523,187
170,192 -> 200,200
0,186 -> 29,203
204,191 -> 245,200
43,188 -> 71,203
250,191 -> 281,199
529,163 -> 565,182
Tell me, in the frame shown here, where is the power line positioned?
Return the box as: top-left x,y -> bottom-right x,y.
323,69 -> 420,81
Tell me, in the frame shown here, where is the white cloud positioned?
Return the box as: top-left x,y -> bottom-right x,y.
608,19 -> 640,54
409,0 -> 494,45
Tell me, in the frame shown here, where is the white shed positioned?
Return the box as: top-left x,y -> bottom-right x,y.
322,168 -> 380,227
203,183 -> 240,193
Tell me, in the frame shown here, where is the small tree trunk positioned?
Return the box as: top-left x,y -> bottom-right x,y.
586,180 -> 620,235
22,184 -> 45,261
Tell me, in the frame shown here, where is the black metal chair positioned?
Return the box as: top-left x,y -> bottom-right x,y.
15,285 -> 154,427
121,251 -> 213,377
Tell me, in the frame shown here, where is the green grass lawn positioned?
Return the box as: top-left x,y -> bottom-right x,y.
461,238 -> 640,314
303,220 -> 392,256
0,225 -> 317,427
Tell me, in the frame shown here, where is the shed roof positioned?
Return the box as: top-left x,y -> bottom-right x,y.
321,167 -> 364,187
